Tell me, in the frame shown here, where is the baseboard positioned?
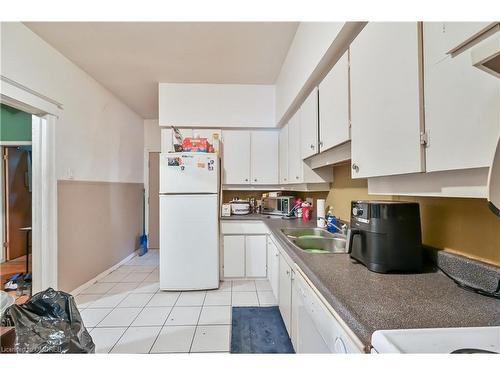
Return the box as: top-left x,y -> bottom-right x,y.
69,250 -> 139,296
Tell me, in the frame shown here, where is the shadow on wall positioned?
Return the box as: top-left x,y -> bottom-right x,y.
326,164 -> 500,266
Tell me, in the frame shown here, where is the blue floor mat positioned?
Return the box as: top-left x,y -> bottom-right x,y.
231,306 -> 295,354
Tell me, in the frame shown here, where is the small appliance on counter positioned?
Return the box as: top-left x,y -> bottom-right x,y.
221,203 -> 231,217
348,200 -> 423,273
229,200 -> 251,215
262,196 -> 295,216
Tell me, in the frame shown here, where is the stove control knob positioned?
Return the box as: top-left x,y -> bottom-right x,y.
352,207 -> 363,216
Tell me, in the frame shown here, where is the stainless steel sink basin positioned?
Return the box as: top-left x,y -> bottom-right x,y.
280,228 -> 348,254
280,228 -> 337,239
290,236 -> 347,254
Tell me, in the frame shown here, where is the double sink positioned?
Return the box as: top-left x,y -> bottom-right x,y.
281,228 -> 348,254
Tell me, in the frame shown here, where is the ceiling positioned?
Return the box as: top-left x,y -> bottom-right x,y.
24,22 -> 298,118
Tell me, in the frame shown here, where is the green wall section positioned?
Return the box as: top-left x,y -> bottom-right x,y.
0,103 -> 32,142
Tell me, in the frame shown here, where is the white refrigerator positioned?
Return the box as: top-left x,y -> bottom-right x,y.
159,152 -> 220,291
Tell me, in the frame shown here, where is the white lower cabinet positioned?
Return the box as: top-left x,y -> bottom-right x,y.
222,235 -> 245,278
221,222 -> 268,279
278,254 -> 293,335
267,237 -> 280,301
245,235 -> 267,278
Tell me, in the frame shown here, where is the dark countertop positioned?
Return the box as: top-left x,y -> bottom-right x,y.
221,214 -> 500,352
220,213 -> 267,220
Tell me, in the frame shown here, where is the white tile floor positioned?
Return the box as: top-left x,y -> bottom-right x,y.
75,250 -> 277,353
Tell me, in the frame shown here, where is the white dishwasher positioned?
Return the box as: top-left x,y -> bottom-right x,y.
292,270 -> 362,353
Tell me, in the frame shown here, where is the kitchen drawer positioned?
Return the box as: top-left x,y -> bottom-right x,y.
220,221 -> 268,235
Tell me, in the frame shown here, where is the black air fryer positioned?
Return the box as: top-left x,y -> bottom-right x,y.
348,200 -> 423,273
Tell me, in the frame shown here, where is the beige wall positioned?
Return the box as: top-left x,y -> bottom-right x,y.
58,181 -> 143,292
226,163 -> 500,266
326,164 -> 500,266
2,23 -> 145,291
1,23 -> 144,183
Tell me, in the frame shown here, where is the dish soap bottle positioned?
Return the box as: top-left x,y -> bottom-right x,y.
325,208 -> 337,233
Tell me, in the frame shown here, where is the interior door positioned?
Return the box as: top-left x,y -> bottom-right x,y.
148,152 -> 160,249
4,147 -> 32,260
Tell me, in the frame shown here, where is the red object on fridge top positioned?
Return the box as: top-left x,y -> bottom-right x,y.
182,137 -> 210,152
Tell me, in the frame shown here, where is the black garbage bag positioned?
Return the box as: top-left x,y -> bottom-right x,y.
1,288 -> 95,353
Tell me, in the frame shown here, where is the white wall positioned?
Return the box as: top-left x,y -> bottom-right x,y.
159,83 -> 275,127
144,119 -> 162,153
0,22 -> 144,183
275,22 -> 344,124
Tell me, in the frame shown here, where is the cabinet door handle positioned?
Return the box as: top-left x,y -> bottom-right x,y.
310,144 -> 315,149
319,141 -> 323,147
296,176 -> 299,180
352,163 -> 359,173
245,178 -> 249,182
254,178 -> 257,182
286,270 -> 290,275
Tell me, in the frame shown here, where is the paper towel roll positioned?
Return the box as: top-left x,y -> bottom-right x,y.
316,199 -> 326,228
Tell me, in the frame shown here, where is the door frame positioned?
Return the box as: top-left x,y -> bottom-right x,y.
1,76 -> 61,292
147,152 -> 160,249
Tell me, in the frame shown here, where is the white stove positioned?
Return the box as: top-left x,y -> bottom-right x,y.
371,327 -> 500,353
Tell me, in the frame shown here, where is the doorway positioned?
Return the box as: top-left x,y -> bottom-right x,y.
148,152 -> 160,249
1,146 -> 33,303
1,76 -> 59,295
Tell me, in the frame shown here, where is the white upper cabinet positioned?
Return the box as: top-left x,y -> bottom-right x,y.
281,110 -> 333,185
439,22 -> 493,58
287,113 -> 304,183
318,50 -> 350,152
222,130 -> 279,185
423,22 -> 500,172
222,130 -> 251,184
279,125 -> 289,184
350,22 -> 424,179
275,23 -> 345,123
251,131 -> 279,184
300,88 -> 319,159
